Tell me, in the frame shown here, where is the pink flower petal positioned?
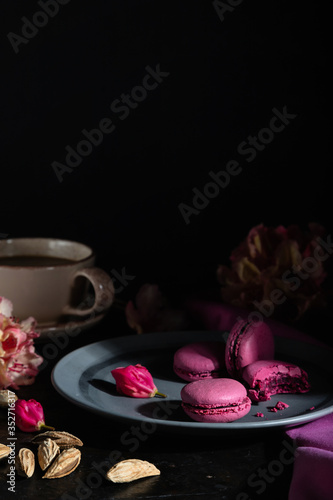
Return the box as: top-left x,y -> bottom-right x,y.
0,297 -> 13,317
0,297 -> 43,390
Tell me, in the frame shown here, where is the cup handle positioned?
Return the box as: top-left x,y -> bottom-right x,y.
63,267 -> 115,317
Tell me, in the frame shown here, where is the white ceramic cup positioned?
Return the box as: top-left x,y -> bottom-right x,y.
0,237 -> 115,326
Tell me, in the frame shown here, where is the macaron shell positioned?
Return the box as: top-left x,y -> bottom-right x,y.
225,320 -> 274,377
173,341 -> 226,381
225,321 -> 244,375
238,322 -> 275,369
225,321 -> 243,376
181,378 -> 252,423
182,400 -> 251,423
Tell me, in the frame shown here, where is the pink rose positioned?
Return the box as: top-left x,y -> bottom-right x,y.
14,398 -> 54,432
111,364 -> 166,398
0,297 -> 43,390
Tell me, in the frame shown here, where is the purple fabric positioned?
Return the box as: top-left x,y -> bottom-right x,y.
184,299 -> 333,500
185,298 -> 328,346
285,414 -> 333,500
286,413 -> 333,452
287,447 -> 333,500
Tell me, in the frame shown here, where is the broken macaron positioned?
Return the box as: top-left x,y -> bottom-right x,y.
242,360 -> 310,402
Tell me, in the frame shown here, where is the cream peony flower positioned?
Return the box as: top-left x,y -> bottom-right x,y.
0,297 -> 43,390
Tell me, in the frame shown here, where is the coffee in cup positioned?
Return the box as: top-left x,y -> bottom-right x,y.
0,237 -> 114,326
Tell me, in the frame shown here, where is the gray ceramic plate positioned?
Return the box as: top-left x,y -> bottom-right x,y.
51,331 -> 333,434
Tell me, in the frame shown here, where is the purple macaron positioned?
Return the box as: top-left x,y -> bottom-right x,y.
173,341 -> 226,382
181,378 -> 252,423
225,319 -> 275,378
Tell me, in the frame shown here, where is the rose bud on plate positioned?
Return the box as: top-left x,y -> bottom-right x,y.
111,364 -> 166,398
14,399 -> 55,432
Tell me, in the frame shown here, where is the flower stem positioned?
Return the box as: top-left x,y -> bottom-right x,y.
155,391 -> 167,398
39,423 -> 55,431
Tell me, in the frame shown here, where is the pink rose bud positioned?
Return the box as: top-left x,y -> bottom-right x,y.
111,364 -> 166,398
14,399 -> 54,432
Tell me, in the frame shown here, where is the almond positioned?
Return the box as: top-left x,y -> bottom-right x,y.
0,390 -> 17,408
38,438 -> 60,470
31,431 -> 83,449
15,448 -> 35,478
106,459 -> 160,483
42,447 -> 81,479
0,443 -> 11,460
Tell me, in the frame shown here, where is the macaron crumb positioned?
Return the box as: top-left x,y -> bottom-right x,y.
269,401 -> 289,412
255,412 -> 264,417
275,401 -> 289,410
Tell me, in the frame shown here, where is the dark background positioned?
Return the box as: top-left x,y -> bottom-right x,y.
0,7 -> 331,499
1,0 -> 331,301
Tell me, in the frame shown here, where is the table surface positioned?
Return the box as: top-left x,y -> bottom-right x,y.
1,308 -> 299,500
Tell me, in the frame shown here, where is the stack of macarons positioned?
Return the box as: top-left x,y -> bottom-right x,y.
173,340 -> 252,423
174,319 -> 310,423
225,319 -> 310,401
